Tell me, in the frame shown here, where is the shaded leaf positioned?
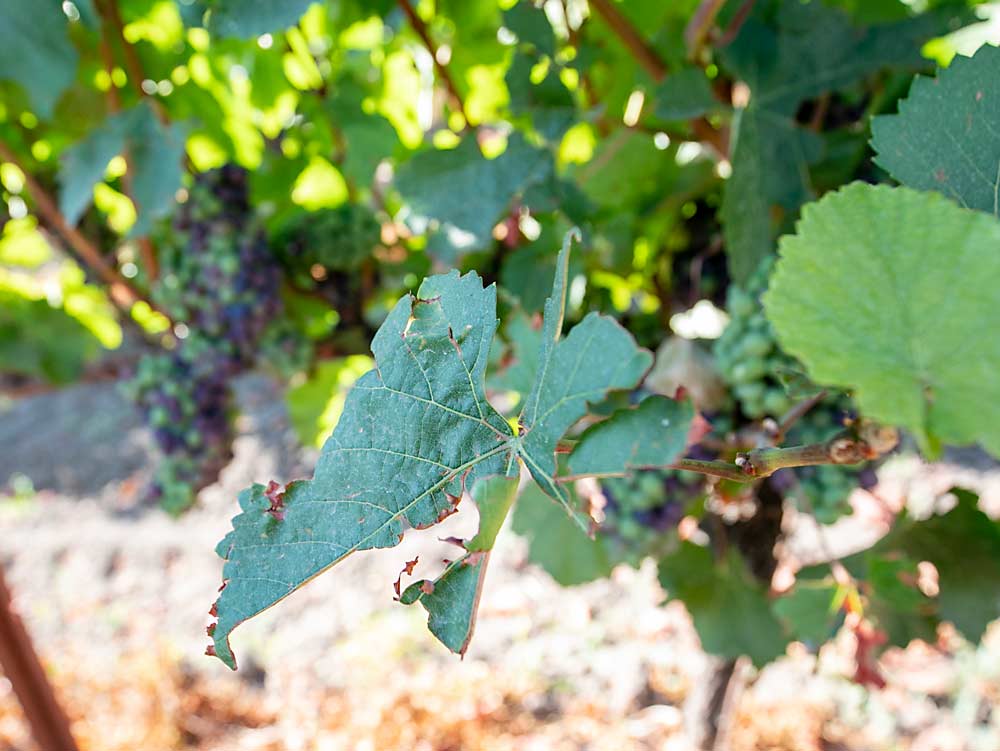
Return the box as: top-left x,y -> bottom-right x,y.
511,481 -> 615,586
659,543 -> 789,666
653,67 -> 720,120
765,183 -> 1000,457
59,104 -> 186,235
872,44 -> 1000,215
874,489 -> 1000,641
208,0 -> 316,38
394,134 -> 553,262
0,2 -> 77,118
567,395 -> 695,477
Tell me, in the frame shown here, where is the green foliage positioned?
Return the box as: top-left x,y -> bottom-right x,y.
206,0 -> 318,38
765,183 -> 1000,457
659,543 -> 789,666
511,482 -> 615,586
400,475 -> 519,654
719,0 -> 964,281
6,0 -> 1000,682
0,286 -> 99,383
59,104 -> 186,235
872,44 -> 1000,213
568,396 -> 694,477
394,135 -> 553,262
0,2 -> 77,117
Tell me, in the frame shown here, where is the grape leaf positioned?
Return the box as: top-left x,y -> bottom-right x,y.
659,542 -> 789,666
212,233 -> 653,667
207,0 -> 316,38
511,481 -> 615,586
488,311 -> 542,403
872,489 -> 1000,641
59,104 -> 186,235
719,0 -> 967,281
0,2 -> 77,118
764,182 -> 1000,457
394,134 -> 553,262
771,576 -> 841,646
871,45 -> 1000,215
653,67 -> 720,121
400,475 -> 519,654
210,271 -> 516,668
518,231 -> 653,514
567,395 -> 695,477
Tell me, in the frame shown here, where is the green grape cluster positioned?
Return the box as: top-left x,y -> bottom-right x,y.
600,470 -> 703,561
781,404 -> 871,525
713,257 -> 798,420
274,204 -> 381,278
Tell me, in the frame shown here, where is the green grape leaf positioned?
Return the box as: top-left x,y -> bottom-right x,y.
653,67 -> 720,120
872,489 -> 1000,642
719,0 -> 967,281
212,233 -> 653,666
59,104 -> 186,235
0,2 -> 77,118
207,0 -> 316,38
503,1 -> 556,57
567,395 -> 695,477
505,53 -> 575,143
518,231 -> 653,514
511,481 -> 615,586
771,575 -> 841,646
871,45 -> 1000,215
659,543 -> 789,666
764,182 -> 1000,457
400,475 -> 519,654
394,134 -> 553,263
720,108 -> 822,283
210,271 -> 516,669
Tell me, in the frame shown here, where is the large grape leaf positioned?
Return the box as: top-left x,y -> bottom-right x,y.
394,134 -> 553,262
0,2 -> 77,118
518,231 -> 653,514
211,233 -> 655,667
400,475 -> 519,654
719,0 -> 969,281
59,104 -> 186,235
659,543 -> 789,666
764,182 -> 1000,457
210,271 -> 516,668
871,45 -> 1000,215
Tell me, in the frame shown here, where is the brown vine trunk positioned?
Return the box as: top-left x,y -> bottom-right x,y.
0,567 -> 79,751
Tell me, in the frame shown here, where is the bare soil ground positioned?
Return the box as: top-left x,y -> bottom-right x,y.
2,375 -> 1000,751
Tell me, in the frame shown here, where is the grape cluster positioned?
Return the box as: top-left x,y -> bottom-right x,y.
274,203 -> 381,277
600,470 -> 705,561
712,257 -> 877,524
713,257 -> 798,420
125,352 -> 233,515
154,165 -> 283,371
130,166 -> 290,512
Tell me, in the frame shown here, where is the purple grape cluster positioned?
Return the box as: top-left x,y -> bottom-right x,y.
125,351 -> 233,515
130,166 -> 291,512
600,469 -> 705,562
155,165 -> 283,371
